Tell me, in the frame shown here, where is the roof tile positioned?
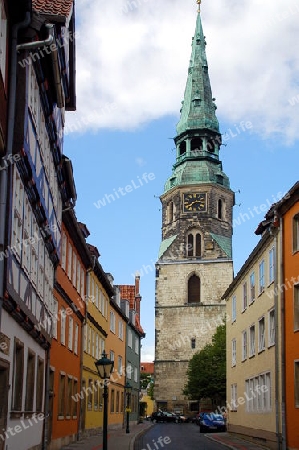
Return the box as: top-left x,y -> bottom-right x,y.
32,0 -> 73,17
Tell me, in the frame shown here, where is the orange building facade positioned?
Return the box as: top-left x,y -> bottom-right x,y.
48,212 -> 91,450
282,184 -> 299,449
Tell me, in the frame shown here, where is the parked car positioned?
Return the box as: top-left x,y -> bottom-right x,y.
199,413 -> 226,432
151,411 -> 179,423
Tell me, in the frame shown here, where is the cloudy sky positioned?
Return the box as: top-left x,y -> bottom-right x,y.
65,0 -> 299,362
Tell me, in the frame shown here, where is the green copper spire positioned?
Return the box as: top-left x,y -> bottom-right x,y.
163,3 -> 230,194
176,6 -> 219,135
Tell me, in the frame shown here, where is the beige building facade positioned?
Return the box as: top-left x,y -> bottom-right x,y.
223,228 -> 283,449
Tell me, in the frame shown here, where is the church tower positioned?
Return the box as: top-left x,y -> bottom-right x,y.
154,1 -> 234,413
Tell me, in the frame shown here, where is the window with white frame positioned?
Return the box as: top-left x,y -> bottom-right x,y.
127,362 -> 132,380
135,336 -> 139,354
259,260 -> 265,294
61,308 -> 66,345
232,296 -> 236,322
258,317 -> 265,352
295,361 -> 299,407
294,285 -> 299,331
110,350 -> 115,364
61,233 -> 67,271
268,309 -> 275,347
52,298 -> 58,339
246,372 -> 271,413
100,338 -> 105,356
0,0 -> 7,80
242,330 -> 247,361
91,329 -> 95,357
232,339 -> 236,367
293,214 -> 299,253
231,384 -> 237,411
128,328 -> 133,348
118,320 -> 123,340
100,291 -> 105,316
118,356 -> 123,375
242,282 -> 248,311
80,267 -> 85,298
74,323 -> 79,355
110,311 -> 115,333
134,367 -> 138,383
67,244 -> 72,279
269,247 -> 275,284
249,324 -> 255,357
68,316 -> 73,351
84,324 -> 87,352
250,272 -> 255,303
72,252 -> 77,287
76,260 -> 81,293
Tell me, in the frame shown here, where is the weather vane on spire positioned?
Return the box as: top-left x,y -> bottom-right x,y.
197,0 -> 201,12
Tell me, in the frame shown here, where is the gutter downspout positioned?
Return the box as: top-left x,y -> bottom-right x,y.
0,10 -> 31,329
42,345 -> 51,450
16,23 -> 54,51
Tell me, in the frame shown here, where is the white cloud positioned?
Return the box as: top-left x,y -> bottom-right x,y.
69,0 -> 299,142
141,343 -> 155,363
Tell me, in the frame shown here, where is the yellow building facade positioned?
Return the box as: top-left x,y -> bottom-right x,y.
82,263 -> 113,435
223,228 -> 283,450
105,288 -> 127,429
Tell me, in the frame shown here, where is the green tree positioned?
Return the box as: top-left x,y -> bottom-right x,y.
183,323 -> 226,405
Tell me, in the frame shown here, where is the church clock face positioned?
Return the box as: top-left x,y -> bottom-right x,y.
183,193 -> 207,212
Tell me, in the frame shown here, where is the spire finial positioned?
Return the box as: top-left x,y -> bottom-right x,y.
197,0 -> 201,13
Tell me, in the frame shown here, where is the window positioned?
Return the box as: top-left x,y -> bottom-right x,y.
61,233 -> 67,270
88,379 -> 93,410
77,261 -> 81,294
121,391 -> 124,413
232,339 -> 236,367
0,0 -> 7,80
67,244 -> 72,279
135,337 -> 139,354
249,325 -> 255,357
187,231 -> 202,258
134,367 -> 138,383
232,295 -> 236,322
74,323 -> 79,355
116,391 -> 120,413
218,199 -> 224,220
191,338 -> 196,349
258,317 -> 265,352
52,298 -> 58,339
295,362 -> 299,407
110,389 -> 115,413
67,377 -> 72,417
95,334 -> 99,360
110,311 -> 115,333
242,330 -> 247,361
12,339 -> 24,411
295,285 -> 299,331
259,260 -> 265,294
167,201 -> 174,223
25,350 -> 35,412
242,282 -> 248,311
269,247 -> 275,284
73,379 -> 78,417
61,308 -> 66,345
72,252 -> 77,286
188,275 -> 201,303
58,373 -> 66,416
128,329 -> 133,348
110,350 -> 115,366
246,372 -> 271,412
118,321 -> 123,340
250,272 -> 255,303
84,324 -> 87,352
268,309 -> 275,347
127,363 -> 132,380
231,384 -> 237,411
68,316 -> 73,351
36,357 -> 44,412
293,214 -> 299,253
118,356 -> 123,376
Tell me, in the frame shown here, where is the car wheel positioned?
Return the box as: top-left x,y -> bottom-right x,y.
175,418 -> 178,423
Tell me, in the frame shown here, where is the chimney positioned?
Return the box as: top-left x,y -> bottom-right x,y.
135,273 -> 140,295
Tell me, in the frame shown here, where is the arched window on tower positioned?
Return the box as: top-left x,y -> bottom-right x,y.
207,139 -> 215,152
218,199 -> 225,220
188,275 -> 201,304
167,201 -> 174,223
187,231 -> 202,257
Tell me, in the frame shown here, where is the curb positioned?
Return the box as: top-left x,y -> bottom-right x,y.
206,435 -> 236,450
129,422 -> 154,450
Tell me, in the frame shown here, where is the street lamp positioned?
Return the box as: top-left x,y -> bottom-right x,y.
95,351 -> 114,450
125,381 -> 132,434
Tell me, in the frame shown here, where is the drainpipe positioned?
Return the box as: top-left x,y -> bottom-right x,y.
0,10 -> 31,329
42,345 -> 51,450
